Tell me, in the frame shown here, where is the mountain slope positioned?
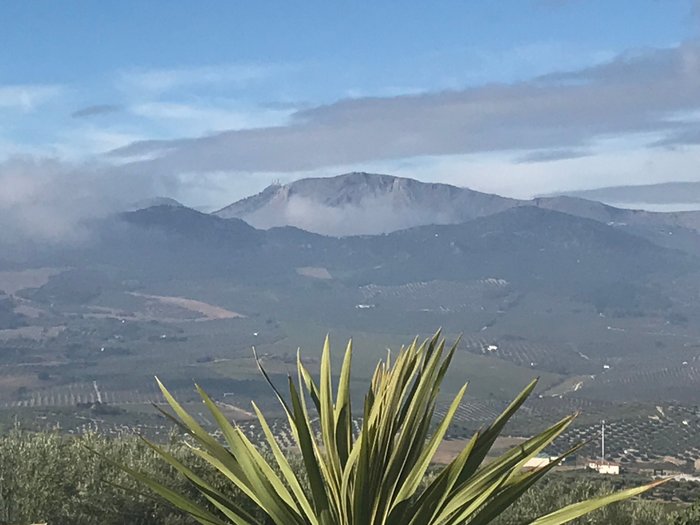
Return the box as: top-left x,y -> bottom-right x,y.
214,172 -> 700,243
122,205 -> 257,242
114,203 -> 694,301
549,181 -> 700,206
345,206 -> 692,290
127,197 -> 184,211
214,172 -> 519,235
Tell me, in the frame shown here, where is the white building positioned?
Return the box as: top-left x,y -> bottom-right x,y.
523,455 -> 565,471
587,461 -> 620,475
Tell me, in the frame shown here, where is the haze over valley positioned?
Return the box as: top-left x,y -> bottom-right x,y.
3,172 -> 700,443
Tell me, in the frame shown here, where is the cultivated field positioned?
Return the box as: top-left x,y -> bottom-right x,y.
127,292 -> 245,320
0,267 -> 67,295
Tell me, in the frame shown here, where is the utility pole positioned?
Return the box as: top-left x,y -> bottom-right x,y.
601,420 -> 605,462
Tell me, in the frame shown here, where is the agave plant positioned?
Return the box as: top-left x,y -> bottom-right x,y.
122,333 -> 663,524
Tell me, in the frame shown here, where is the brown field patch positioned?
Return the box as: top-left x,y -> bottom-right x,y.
127,292 -> 244,320
433,435 -> 528,464
217,401 -> 255,419
13,301 -> 45,318
0,373 -> 41,397
0,267 -> 67,295
0,325 -> 65,342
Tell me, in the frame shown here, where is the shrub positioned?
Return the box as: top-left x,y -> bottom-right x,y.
124,332 -> 664,524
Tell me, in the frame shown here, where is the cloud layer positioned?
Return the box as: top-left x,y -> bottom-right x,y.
0,84 -> 62,112
71,104 -> 122,118
108,42 -> 700,175
4,40 -> 700,244
0,157 -> 171,245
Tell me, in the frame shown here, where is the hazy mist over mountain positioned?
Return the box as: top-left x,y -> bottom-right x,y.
211,172 -> 700,237
214,172 -> 518,235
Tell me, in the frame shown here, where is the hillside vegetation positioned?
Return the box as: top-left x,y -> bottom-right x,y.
0,430 -> 697,524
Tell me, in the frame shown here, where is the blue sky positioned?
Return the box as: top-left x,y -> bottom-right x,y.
1,0 -> 700,212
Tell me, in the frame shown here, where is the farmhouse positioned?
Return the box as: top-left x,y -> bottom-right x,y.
587,460 -> 621,475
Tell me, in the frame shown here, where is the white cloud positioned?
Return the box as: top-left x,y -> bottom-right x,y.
0,156 -> 173,244
51,128 -> 149,160
0,84 -> 63,112
385,144 -> 700,199
130,101 -> 292,133
108,42 -> 700,187
119,63 -> 292,94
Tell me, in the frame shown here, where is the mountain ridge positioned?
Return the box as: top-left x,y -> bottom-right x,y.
214,172 -> 519,235
212,172 -> 700,240
546,181 -> 700,205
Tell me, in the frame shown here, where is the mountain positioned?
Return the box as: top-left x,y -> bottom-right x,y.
122,204 -> 256,241
214,172 -> 700,242
548,181 -> 700,206
534,195 -> 700,238
345,206 -> 692,290
127,196 -> 184,211
214,172 -> 519,235
106,203 -> 693,298
106,205 -> 266,280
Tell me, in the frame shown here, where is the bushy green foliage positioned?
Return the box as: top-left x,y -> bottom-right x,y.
0,429 -> 696,524
0,428 -> 261,525
492,476 -> 698,525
